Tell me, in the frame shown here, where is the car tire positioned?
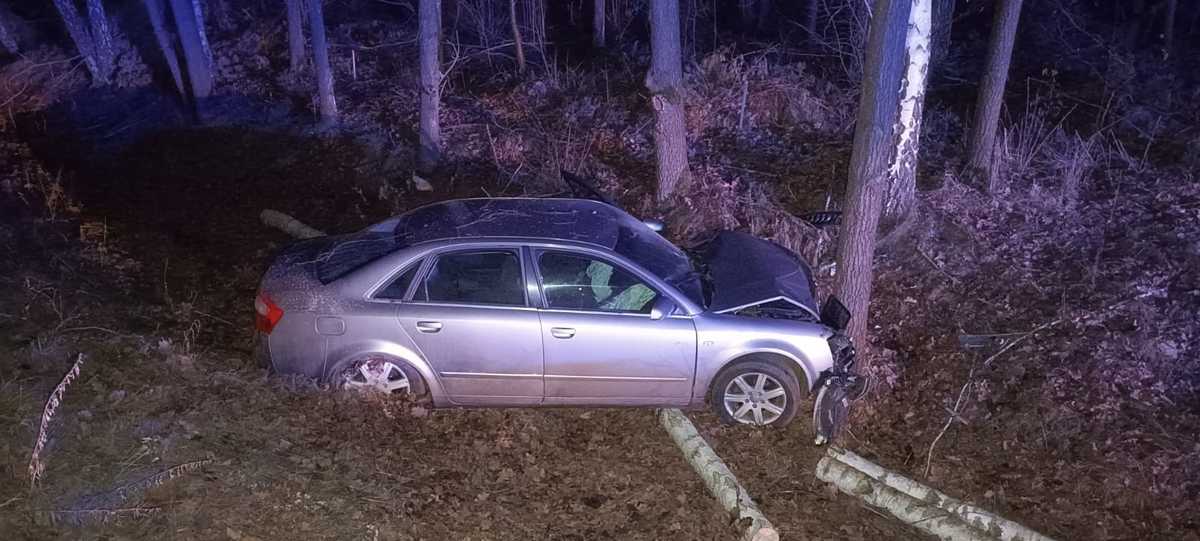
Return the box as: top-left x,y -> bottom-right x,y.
331,355 -> 427,397
710,360 -> 801,427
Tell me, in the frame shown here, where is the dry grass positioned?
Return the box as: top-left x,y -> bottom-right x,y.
28,353 -> 84,489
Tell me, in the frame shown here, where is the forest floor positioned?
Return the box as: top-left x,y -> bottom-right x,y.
2,29 -> 1199,541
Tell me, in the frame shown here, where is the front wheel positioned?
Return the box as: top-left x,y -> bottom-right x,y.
711,361 -> 801,427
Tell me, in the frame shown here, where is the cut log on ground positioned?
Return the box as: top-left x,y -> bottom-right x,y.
816,447 -> 1057,541
260,209 -> 325,239
659,408 -> 779,541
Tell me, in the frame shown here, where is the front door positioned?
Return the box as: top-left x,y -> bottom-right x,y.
398,249 -> 543,405
534,250 -> 696,405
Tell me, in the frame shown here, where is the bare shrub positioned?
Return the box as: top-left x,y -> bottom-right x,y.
29,354 -> 84,489
1042,130 -> 1097,207
0,48 -> 87,128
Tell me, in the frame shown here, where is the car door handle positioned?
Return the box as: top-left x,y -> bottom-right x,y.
416,321 -> 443,333
550,327 -> 576,339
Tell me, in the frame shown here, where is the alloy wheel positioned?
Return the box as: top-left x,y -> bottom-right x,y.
722,372 -> 788,426
340,358 -> 411,394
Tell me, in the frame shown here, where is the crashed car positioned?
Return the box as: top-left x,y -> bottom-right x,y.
256,198 -> 861,436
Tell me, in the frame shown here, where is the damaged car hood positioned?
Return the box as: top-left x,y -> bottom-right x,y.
701,230 -> 819,317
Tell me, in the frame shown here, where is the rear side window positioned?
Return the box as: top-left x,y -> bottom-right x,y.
374,263 -> 421,300
413,251 -> 525,306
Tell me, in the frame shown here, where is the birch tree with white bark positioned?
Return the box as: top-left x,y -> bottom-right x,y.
647,0 -> 691,202
418,0 -> 442,175
51,0 -> 116,84
881,0 -> 932,231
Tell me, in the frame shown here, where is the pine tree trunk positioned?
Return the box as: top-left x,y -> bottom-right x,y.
966,0 -> 1023,192
285,0 -> 306,73
306,0 -> 338,124
646,0 -> 691,203
510,0 -> 526,73
169,0 -> 214,98
85,0 -> 114,82
143,0 -> 186,98
833,0 -> 912,347
51,0 -> 102,83
881,0 -> 932,230
418,0 -> 442,174
593,0 -> 606,48
0,9 -> 19,54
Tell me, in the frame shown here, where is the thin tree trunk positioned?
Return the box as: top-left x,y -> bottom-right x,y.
0,9 -> 19,54
881,0 -> 932,230
418,0 -> 442,174
169,0 -> 214,98
804,0 -> 819,41
285,0 -> 306,73
593,0 -> 606,48
966,0 -> 1023,192
143,0 -> 186,98
190,0 -> 214,73
306,0 -> 337,124
51,0 -> 102,83
647,0 -> 691,203
510,0 -> 526,73
1163,0 -> 1177,58
931,0 -> 954,64
833,0 -> 911,347
85,0 -> 114,82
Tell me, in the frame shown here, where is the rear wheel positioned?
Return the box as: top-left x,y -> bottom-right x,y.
711,360 -> 801,427
336,356 -> 425,396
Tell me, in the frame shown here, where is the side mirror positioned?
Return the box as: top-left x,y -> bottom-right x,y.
820,296 -> 852,331
649,296 -> 676,320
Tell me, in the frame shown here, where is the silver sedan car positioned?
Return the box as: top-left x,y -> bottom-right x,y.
256,198 -> 860,433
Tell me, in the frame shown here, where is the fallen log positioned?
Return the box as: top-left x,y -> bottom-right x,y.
260,209 -> 325,239
659,408 -> 779,541
817,447 -> 1057,541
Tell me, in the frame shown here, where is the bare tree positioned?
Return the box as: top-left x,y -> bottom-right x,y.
285,0 -> 305,73
593,0 -> 606,48
833,0 -> 912,346
51,0 -> 114,84
647,0 -> 690,202
306,0 -> 337,123
510,0 -> 526,73
966,0 -> 1023,192
143,0 -> 186,97
0,8 -> 19,54
881,0 -> 932,230
169,0 -> 214,97
418,0 -> 442,174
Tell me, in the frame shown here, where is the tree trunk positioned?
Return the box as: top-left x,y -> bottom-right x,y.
51,0 -> 102,83
931,0 -> 955,65
306,0 -> 338,124
804,0 -> 819,42
510,0 -> 526,73
881,0 -> 932,230
1163,0 -> 1177,59
85,0 -> 114,82
646,0 -> 691,203
260,209 -> 325,239
285,0 -> 306,73
418,0 -> 442,175
190,0 -> 214,73
966,0 -> 1023,192
593,0 -> 605,48
169,0 -> 214,98
143,0 -> 186,98
833,0 -> 911,348
0,9 -> 19,54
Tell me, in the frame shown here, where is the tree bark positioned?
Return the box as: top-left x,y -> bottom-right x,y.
260,210 -> 325,239
646,0 -> 691,203
169,0 -> 214,98
190,0 -> 214,73
833,0 -> 911,347
931,0 -> 955,65
1163,0 -> 1177,59
143,0 -> 187,98
418,0 -> 442,175
881,0 -> 932,230
306,0 -> 338,124
593,0 -> 606,49
510,0 -> 526,73
660,409 -> 779,541
285,0 -> 305,73
804,0 -> 819,41
0,8 -> 19,54
51,0 -> 102,83
966,0 -> 1023,192
85,0 -> 114,82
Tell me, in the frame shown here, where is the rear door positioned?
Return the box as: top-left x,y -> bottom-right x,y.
397,247 -> 543,405
533,249 -> 696,406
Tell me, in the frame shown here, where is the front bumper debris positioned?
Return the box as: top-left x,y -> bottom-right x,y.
812,333 -> 868,445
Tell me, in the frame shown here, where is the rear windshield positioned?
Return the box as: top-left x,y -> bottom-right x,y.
315,233 -> 406,284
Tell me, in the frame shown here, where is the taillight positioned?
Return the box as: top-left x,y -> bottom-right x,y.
254,294 -> 284,334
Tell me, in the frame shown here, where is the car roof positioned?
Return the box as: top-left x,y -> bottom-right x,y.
369,197 -> 632,248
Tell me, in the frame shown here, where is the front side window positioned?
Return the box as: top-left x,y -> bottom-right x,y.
414,251 -> 525,306
538,252 -> 658,314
